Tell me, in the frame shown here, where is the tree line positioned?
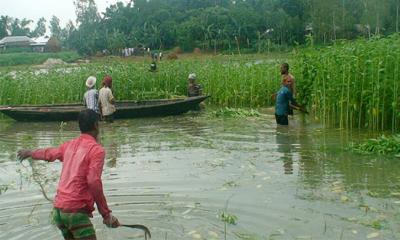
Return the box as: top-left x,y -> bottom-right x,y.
0,0 -> 398,55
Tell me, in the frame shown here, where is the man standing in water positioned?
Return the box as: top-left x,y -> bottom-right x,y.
280,63 -> 296,97
99,76 -> 116,123
17,109 -> 120,240
83,76 -> 100,115
280,62 -> 296,116
275,77 -> 300,125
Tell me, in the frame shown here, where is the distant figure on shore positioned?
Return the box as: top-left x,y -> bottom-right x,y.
187,73 -> 202,97
99,76 -> 116,123
149,61 -> 157,72
83,76 -> 100,114
152,51 -> 163,61
151,52 -> 157,61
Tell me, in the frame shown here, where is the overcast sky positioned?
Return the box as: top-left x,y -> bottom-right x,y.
0,0 -> 128,27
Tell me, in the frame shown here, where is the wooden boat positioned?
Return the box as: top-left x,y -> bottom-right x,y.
0,95 -> 209,121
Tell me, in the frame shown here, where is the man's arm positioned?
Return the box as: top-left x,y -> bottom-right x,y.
290,75 -> 296,97
18,143 -> 66,162
286,88 -> 297,106
290,103 -> 308,114
98,97 -> 103,117
108,89 -> 115,104
198,84 -> 203,95
287,89 -> 308,113
83,92 -> 87,107
86,147 -> 119,227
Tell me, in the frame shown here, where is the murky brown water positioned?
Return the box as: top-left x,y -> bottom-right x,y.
0,112 -> 399,240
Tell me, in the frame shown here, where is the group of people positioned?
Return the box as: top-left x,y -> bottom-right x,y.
86,64 -> 292,127
84,76 -> 116,123
16,75 -> 119,239
14,62 -> 297,240
15,71 -> 203,240
121,47 -> 136,57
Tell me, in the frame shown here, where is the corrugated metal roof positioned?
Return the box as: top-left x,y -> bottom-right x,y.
31,36 -> 50,44
31,36 -> 50,46
0,36 -> 34,44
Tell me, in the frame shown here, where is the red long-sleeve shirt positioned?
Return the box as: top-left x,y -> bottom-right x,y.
31,134 -> 111,219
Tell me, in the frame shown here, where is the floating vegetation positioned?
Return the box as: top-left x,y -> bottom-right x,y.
219,211 -> 238,225
59,121 -> 67,132
218,195 -> 238,240
223,180 -> 239,188
21,135 -> 33,141
0,185 -> 8,195
366,219 -> 384,230
210,107 -> 261,118
350,134 -> 400,155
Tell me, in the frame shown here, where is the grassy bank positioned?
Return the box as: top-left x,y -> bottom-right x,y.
0,51 -> 80,66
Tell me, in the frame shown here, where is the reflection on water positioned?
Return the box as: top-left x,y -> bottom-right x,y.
0,113 -> 400,240
275,127 -> 295,175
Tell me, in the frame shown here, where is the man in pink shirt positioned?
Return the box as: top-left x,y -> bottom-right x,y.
18,109 -> 119,240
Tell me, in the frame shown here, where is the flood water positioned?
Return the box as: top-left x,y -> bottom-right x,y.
0,112 -> 399,240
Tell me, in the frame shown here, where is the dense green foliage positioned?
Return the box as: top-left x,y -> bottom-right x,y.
295,34 -> 400,131
0,56 -> 281,107
351,134 -> 400,155
1,33 -> 400,131
0,51 -> 80,66
1,0 -> 399,55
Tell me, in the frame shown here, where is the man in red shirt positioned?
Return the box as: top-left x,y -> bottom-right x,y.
18,109 -> 119,240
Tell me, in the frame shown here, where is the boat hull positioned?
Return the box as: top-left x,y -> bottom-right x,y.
0,96 -> 208,121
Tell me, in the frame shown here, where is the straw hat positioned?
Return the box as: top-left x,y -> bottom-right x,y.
86,76 -> 97,88
188,73 -> 196,80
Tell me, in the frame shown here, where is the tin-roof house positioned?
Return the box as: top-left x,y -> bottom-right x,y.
0,36 -> 34,49
31,36 -> 50,52
0,36 -> 50,52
